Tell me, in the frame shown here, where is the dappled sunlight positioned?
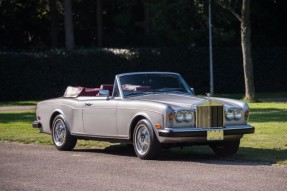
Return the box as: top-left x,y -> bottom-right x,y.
103,48 -> 139,60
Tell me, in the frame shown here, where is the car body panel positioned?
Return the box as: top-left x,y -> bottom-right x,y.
33,72 -> 254,146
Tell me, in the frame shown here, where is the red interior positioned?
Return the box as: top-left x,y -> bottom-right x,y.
74,84 -> 113,97
78,88 -> 100,96
65,84 -> 152,97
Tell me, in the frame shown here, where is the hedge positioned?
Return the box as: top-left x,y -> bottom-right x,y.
0,47 -> 286,101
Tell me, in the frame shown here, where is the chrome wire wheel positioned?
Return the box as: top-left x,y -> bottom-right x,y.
52,115 -> 77,151
133,119 -> 161,160
53,119 -> 67,147
135,124 -> 151,156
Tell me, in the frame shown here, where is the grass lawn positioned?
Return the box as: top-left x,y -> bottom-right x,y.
0,101 -> 37,106
0,102 -> 286,165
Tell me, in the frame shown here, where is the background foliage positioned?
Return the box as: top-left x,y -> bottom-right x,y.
0,0 -> 286,49
0,0 -> 287,101
0,47 -> 286,101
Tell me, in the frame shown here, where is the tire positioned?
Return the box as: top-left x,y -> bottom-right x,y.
210,140 -> 240,157
52,114 -> 77,151
133,119 -> 161,160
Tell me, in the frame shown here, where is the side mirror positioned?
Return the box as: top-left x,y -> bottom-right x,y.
98,90 -> 109,97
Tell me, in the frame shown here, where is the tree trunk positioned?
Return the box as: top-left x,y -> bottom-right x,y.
49,0 -> 58,48
143,0 -> 150,35
64,0 -> 74,50
96,0 -> 103,47
241,0 -> 255,102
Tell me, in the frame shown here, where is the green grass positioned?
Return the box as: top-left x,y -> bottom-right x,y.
213,92 -> 287,101
0,102 -> 286,165
0,110 -> 113,148
0,101 -> 37,106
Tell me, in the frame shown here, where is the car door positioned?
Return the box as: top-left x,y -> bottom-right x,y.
82,98 -> 118,136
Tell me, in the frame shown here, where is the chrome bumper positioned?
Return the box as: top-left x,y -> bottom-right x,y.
32,121 -> 42,128
158,125 -> 255,138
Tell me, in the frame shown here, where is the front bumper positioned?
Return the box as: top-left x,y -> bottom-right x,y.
32,121 -> 42,129
158,124 -> 254,138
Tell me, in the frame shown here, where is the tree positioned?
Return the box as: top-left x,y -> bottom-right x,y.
49,0 -> 59,48
96,0 -> 103,47
64,0 -> 75,49
216,0 -> 256,102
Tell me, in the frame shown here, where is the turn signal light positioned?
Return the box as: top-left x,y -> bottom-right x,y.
168,113 -> 174,121
244,111 -> 249,120
155,124 -> 161,129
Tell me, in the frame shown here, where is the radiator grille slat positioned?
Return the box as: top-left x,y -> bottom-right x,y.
196,105 -> 224,128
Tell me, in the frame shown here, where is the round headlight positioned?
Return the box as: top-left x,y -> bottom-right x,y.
175,111 -> 184,122
185,111 -> 193,122
225,109 -> 234,120
234,109 -> 242,120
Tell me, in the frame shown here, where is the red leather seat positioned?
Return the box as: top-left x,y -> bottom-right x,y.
79,88 -> 100,96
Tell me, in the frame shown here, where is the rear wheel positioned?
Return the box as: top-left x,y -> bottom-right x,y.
133,119 -> 161,160
52,115 -> 77,151
210,140 -> 240,157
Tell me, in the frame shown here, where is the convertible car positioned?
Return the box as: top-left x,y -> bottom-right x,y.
32,72 -> 254,159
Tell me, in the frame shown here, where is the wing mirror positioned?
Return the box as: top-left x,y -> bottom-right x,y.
98,90 -> 109,97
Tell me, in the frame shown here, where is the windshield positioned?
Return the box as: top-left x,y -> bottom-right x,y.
119,74 -> 193,97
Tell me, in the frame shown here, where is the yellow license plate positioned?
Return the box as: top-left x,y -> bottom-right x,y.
207,130 -> 224,141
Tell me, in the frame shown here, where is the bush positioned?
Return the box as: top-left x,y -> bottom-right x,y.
0,47 -> 286,101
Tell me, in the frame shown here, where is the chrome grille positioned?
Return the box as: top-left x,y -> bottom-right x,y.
196,105 -> 224,128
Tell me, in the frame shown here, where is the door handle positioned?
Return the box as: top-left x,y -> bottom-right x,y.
85,103 -> 93,107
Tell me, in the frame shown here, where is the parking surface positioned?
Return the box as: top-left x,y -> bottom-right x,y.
0,142 -> 286,191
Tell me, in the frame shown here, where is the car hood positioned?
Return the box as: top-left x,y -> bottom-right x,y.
127,94 -> 246,109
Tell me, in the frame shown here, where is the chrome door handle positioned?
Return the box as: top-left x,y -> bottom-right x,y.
85,103 -> 92,107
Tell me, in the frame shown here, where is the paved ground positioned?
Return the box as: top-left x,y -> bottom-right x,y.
0,105 -> 36,111
0,142 -> 286,191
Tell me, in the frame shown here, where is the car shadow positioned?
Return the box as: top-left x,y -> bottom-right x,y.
73,144 -> 287,166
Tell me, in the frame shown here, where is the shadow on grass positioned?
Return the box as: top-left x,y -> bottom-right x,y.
249,108 -> 287,123
74,144 -> 287,166
0,112 -> 35,123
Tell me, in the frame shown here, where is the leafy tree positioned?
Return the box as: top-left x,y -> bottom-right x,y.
64,0 -> 74,49
96,0 -> 103,47
216,0 -> 255,102
49,0 -> 59,48
144,0 -> 208,47
0,0 -> 50,49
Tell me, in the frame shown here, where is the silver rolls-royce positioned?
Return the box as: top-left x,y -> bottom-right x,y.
32,72 -> 254,159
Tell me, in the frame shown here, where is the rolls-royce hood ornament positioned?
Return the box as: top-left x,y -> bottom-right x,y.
206,93 -> 211,102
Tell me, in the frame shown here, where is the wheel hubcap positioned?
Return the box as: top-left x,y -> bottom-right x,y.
53,119 -> 66,147
135,125 -> 150,155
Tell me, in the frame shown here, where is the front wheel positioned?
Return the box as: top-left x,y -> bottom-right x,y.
210,140 -> 240,157
52,115 -> 77,151
133,119 -> 161,160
